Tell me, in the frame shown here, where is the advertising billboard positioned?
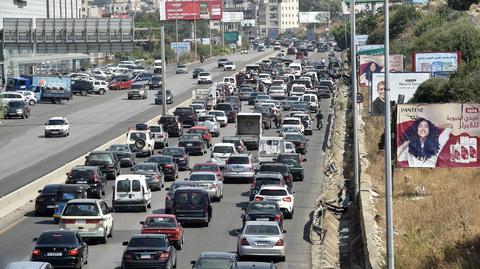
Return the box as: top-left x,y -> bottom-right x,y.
355,35 -> 369,46
222,12 -> 244,22
357,44 -> 384,55
413,52 -> 461,73
164,0 -> 222,21
396,103 -> 480,168
298,12 -> 330,23
359,54 -> 404,87
370,72 -> 431,115
170,42 -> 191,55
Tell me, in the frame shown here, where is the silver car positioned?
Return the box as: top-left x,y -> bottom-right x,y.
196,115 -> 221,137
6,262 -> 53,269
149,124 -> 169,149
186,172 -> 223,202
223,153 -> 260,183
237,221 -> 286,261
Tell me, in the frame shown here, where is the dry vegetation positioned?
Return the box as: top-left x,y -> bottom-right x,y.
359,87 -> 480,269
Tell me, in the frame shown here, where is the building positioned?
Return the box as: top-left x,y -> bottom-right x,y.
257,0 -> 298,38
279,0 -> 299,33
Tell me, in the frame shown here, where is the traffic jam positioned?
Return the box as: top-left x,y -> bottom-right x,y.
8,44 -> 340,269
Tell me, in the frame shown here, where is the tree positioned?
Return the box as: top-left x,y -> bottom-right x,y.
331,23 -> 350,50
447,0 -> 479,11
410,78 -> 451,103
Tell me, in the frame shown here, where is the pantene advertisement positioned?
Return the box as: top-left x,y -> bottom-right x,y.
359,54 -> 404,87
396,103 -> 480,168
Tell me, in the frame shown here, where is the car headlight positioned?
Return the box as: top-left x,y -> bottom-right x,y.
16,109 -> 23,113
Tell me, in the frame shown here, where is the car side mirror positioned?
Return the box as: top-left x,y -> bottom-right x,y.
165,187 -> 170,191
33,238 -> 38,242
292,191 -> 296,195
85,156 -> 88,159
37,189 -> 42,193
191,261 -> 196,265
303,159 -> 307,162
109,207 -> 115,213
122,241 -> 129,246
44,123 -> 47,125
140,221 -> 145,225
283,230 -> 287,234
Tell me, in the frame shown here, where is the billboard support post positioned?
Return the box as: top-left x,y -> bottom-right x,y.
175,19 -> 179,63
350,0 -> 360,200
209,21 -> 213,57
161,26 -> 167,116
383,0 -> 394,267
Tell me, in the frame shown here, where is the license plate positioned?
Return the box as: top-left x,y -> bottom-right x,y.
77,181 -> 87,184
187,143 -> 193,146
51,131 -> 58,134
233,167 -> 242,171
47,252 -> 63,256
140,254 -> 151,259
267,198 -> 280,201
257,218 -> 269,221
47,205 -> 56,208
76,219 -> 86,224
257,241 -> 269,246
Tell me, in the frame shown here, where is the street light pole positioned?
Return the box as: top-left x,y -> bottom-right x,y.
350,0 -> 360,199
175,19 -> 179,63
161,26 -> 167,115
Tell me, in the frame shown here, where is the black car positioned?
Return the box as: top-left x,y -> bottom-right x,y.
71,79 -> 94,96
65,165 -> 107,198
107,144 -> 136,167
215,103 -> 237,123
178,139 -> 207,156
284,133 -> 308,155
192,68 -> 205,79
172,187 -> 212,226
249,172 -> 285,200
31,230 -> 88,268
158,115 -> 183,137
174,107 -> 197,127
121,234 -> 177,269
258,163 -> 293,186
148,76 -> 162,90
131,162 -> 165,191
35,184 -> 61,216
242,201 -> 284,229
155,89 -> 174,104
224,96 -> 241,111
84,151 -> 121,180
247,92 -> 261,105
147,155 -> 179,181
4,100 -> 30,119
161,147 -> 190,171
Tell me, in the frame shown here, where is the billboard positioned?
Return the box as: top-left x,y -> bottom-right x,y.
359,54 -> 404,87
164,0 -> 222,20
396,103 -> 480,168
170,42 -> 191,55
370,72 -> 431,115
222,12 -> 244,22
355,35 -> 369,46
413,52 -> 461,73
241,19 -> 256,27
224,31 -> 239,43
298,12 -> 330,23
357,44 -> 384,55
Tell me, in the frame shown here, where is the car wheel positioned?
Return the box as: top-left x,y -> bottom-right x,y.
99,89 -> 106,95
175,236 -> 183,250
77,257 -> 83,269
21,113 -> 25,119
29,100 -> 36,106
108,224 -> 113,237
100,232 -> 107,244
81,90 -> 87,96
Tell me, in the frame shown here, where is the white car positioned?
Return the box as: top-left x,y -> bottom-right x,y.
281,117 -> 304,133
290,84 -> 307,97
190,103 -> 207,116
223,62 -> 236,71
0,92 -> 26,105
208,110 -> 228,127
301,93 -> 319,113
210,143 -> 238,168
197,72 -> 213,84
126,128 -> 155,156
187,172 -> 224,201
44,117 -> 70,137
91,80 -> 109,95
254,185 -> 295,218
268,86 -> 287,100
17,90 -> 37,106
279,125 -> 303,136
196,115 -> 221,137
258,73 -> 272,85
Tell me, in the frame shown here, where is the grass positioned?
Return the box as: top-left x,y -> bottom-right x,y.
360,86 -> 480,269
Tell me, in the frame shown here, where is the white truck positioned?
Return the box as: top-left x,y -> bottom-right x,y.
258,136 -> 286,163
192,87 -> 217,110
236,113 -> 262,150
154,59 -> 162,74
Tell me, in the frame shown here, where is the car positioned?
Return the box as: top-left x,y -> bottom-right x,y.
161,147 -> 190,171
215,103 -> 237,123
108,77 -> 133,90
148,76 -> 163,90
237,261 -> 279,269
208,110 -> 228,127
318,88 -> 332,99
17,90 -> 38,105
254,185 -> 295,218
301,93 -> 318,112
239,86 -> 254,101
126,127 -> 155,156
107,144 -> 136,167
225,96 -> 242,111
190,103 -> 207,116
178,136 -> 208,156
44,117 -> 69,137
284,132 -> 308,155
192,162 -> 223,181
281,96 -> 300,110
35,184 -> 61,216
253,106 -> 275,129
171,187 -> 212,226
223,153 -> 260,183
249,172 -> 286,201
289,101 -> 310,113
131,162 -> 165,191
197,71 -> 213,84
268,86 -> 287,100
65,166 -> 107,198
196,115 -> 221,137
242,201 -> 284,230
84,151 -> 120,180
282,117 -> 305,133
188,126 -> 213,147
258,163 -> 293,189
258,46 -> 265,52
6,261 -> 53,269
223,61 -> 236,71
4,100 -> 30,119
247,92 -> 261,105
31,230 -> 88,268
192,68 -> 205,79
140,214 -> 185,250
128,82 -> 148,99
276,153 -> 304,181
51,184 -> 90,223
147,155 -> 179,181
0,91 -> 26,104
72,79 -> 94,95
148,125 -> 169,149
121,234 -> 177,269
254,94 -> 272,106
217,58 -> 229,68
258,73 -> 272,85
210,143 -> 238,168
174,106 -> 198,127
59,199 -> 114,243
291,112 -> 313,135
164,181 -> 199,213
91,80 -> 109,95
241,49 -> 248,54
236,221 -> 286,260
192,252 -> 239,269
176,64 -> 188,74
158,115 -> 183,137
221,136 -> 247,153
155,89 -> 174,104
186,172 -> 224,202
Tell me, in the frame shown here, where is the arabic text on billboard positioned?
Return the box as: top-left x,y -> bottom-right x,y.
298,12 -> 330,23
222,12 -> 244,22
355,35 -> 369,46
359,54 -> 404,87
413,52 -> 460,73
357,44 -> 384,53
164,0 -> 222,20
170,42 -> 191,55
396,103 -> 480,168
370,72 -> 431,115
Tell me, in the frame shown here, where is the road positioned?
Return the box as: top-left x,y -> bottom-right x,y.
0,50 -> 275,196
0,51 -> 332,268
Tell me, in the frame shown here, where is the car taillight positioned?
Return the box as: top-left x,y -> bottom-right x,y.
298,142 -> 305,148
159,251 -> 170,262
255,196 -> 263,201
32,249 -> 41,256
93,175 -> 99,182
36,197 -> 45,202
68,248 -> 79,256
282,197 -> 292,202
209,184 -> 217,189
275,239 -> 284,246
275,213 -> 282,222
86,219 -> 102,224
286,175 -> 293,182
164,164 -> 173,168
240,238 -> 250,246
123,251 -> 134,260
107,164 -> 114,168
61,219 -> 76,224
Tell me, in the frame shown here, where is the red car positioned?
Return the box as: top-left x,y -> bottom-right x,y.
188,126 -> 212,148
108,78 -> 133,90
140,214 -> 184,250
191,162 -> 223,181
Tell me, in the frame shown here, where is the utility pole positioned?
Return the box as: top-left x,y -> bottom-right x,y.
209,20 -> 213,57
350,0 -> 360,198
194,0 -> 198,60
161,26 -> 167,115
384,0 -> 394,267
175,19 -> 179,63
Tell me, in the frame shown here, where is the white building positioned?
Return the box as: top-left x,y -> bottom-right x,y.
279,0 -> 299,33
258,0 -> 299,38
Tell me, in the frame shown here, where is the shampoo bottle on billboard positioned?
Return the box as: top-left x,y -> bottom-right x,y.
469,137 -> 477,162
450,141 -> 462,163
460,136 -> 470,163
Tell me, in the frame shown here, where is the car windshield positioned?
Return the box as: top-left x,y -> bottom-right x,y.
216,104 -> 233,111
226,157 -> 249,164
133,164 -> 157,172
259,189 -> 288,196
129,132 -> 146,141
63,203 -> 100,216
199,72 -> 210,76
37,232 -> 76,245
287,96 -> 299,101
213,146 -> 234,153
47,119 -> 65,125
57,191 -> 82,202
163,148 -> 183,155
171,183 -> 196,192
281,126 -> 300,133
151,77 -> 161,82
278,155 -> 300,164
256,178 -> 281,187
109,145 -> 129,151
260,165 -> 287,175
226,62 -> 234,65
248,203 -> 278,212
87,153 -> 111,162
196,258 -> 234,269
128,238 -> 167,248
285,134 -> 304,141
209,111 -> 225,117
191,104 -> 204,109
8,101 -> 24,108
189,174 -> 216,181
148,156 -> 172,164
193,165 -> 217,172
69,170 -> 92,179
144,217 -> 176,228
149,126 -> 162,132
272,81 -> 283,86
283,119 -> 300,125
181,134 -> 202,141
199,116 -> 215,122
160,117 -> 176,123
245,224 -> 280,235
257,95 -> 270,100
270,86 -> 284,91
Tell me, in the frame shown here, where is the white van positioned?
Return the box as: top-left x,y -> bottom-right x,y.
113,174 -> 152,212
289,63 -> 302,77
0,92 -> 26,104
301,94 -> 319,112
258,136 -> 286,162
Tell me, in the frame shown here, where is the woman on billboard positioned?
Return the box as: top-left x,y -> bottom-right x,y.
397,118 -> 453,167
360,61 -> 382,87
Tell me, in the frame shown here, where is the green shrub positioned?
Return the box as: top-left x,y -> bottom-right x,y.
447,0 -> 479,11
331,23 -> 350,50
410,78 -> 451,103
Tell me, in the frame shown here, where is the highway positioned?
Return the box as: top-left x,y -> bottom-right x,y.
0,51 -> 332,268
0,50 -> 275,196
